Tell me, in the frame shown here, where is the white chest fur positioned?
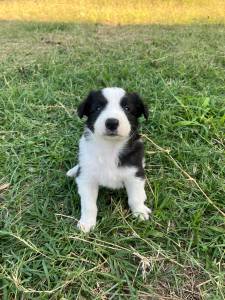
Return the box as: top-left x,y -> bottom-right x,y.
78,134 -> 136,189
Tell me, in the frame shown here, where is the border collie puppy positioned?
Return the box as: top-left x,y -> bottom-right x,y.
67,87 -> 151,232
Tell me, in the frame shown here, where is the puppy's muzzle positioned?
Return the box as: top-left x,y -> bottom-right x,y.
105,118 -> 119,135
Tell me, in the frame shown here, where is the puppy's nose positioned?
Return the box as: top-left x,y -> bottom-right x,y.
105,118 -> 119,131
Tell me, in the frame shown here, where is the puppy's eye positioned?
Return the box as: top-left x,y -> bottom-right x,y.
96,105 -> 102,111
124,105 -> 130,111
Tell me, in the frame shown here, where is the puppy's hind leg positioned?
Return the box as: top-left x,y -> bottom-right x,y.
66,165 -> 80,177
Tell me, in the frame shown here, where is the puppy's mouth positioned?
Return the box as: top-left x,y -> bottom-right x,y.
105,132 -> 118,137
104,130 -> 120,137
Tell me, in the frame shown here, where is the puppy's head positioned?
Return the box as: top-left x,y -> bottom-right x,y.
78,87 -> 148,140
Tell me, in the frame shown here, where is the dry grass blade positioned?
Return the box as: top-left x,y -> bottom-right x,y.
0,182 -> 10,191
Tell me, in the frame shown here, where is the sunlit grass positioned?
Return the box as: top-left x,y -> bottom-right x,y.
0,0 -> 225,24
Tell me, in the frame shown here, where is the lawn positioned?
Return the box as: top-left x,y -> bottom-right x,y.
0,20 -> 225,299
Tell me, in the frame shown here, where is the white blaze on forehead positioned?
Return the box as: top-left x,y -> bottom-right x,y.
102,87 -> 126,103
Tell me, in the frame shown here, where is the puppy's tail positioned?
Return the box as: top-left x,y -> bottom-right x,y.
66,165 -> 80,177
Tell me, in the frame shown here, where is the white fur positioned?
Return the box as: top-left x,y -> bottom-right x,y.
67,87 -> 151,232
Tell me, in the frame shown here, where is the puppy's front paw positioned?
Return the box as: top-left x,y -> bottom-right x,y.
132,205 -> 151,221
77,219 -> 96,233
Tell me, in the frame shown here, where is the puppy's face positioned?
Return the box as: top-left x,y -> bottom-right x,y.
78,87 -> 148,139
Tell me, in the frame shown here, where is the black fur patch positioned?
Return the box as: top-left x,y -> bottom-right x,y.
76,166 -> 81,177
119,134 -> 145,178
77,91 -> 107,132
119,93 -> 148,178
120,93 -> 148,137
120,93 -> 148,121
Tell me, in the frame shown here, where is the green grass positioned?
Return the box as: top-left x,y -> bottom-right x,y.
0,21 -> 225,299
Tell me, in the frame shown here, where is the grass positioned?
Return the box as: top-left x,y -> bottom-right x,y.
0,0 -> 225,25
0,20 -> 225,299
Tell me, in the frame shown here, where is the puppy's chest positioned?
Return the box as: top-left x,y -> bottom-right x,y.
93,156 -> 123,188
80,138 -> 134,189
89,146 -> 123,188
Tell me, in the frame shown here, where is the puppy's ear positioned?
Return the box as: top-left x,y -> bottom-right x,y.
77,91 -> 93,118
130,92 -> 149,120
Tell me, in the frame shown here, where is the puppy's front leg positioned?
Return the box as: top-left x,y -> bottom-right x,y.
76,177 -> 99,232
124,176 -> 151,220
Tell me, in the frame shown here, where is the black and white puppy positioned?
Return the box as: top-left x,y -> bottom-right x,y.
67,87 -> 151,232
